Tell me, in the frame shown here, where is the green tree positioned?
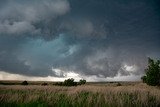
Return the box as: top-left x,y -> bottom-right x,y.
141,58 -> 160,86
63,78 -> 77,86
79,79 -> 86,85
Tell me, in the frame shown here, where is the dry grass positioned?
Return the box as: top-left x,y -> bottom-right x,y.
0,82 -> 160,107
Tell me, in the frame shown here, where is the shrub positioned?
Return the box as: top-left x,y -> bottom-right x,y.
21,81 -> 28,85
141,58 -> 160,86
117,82 -> 122,86
54,82 -> 63,86
41,83 -> 48,86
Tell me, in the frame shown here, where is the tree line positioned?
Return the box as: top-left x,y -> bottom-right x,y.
21,78 -> 86,86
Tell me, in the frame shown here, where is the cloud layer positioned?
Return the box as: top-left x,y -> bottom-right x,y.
0,0 -> 160,81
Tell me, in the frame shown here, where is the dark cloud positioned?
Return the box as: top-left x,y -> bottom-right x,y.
0,0 -> 160,79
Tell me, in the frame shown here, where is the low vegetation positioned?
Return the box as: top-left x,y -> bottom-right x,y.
0,83 -> 160,107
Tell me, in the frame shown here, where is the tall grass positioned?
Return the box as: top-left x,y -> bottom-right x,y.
0,83 -> 160,107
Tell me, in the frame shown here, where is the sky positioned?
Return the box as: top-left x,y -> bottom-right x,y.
0,0 -> 160,81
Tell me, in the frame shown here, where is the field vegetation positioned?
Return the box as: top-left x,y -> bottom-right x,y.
0,82 -> 160,107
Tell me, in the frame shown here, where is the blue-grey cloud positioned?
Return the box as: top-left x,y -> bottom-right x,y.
0,0 -> 160,79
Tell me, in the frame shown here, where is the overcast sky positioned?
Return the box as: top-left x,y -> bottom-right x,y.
0,0 -> 160,81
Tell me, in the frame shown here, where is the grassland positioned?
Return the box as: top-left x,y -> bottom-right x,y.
0,81 -> 160,107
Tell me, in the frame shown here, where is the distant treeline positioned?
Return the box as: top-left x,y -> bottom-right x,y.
0,78 -> 86,86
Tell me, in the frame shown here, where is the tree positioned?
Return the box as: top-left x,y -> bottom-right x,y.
54,78 -> 87,86
141,58 -> 160,86
63,78 -> 77,86
79,79 -> 86,85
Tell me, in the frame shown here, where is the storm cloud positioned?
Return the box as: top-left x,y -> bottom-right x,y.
0,0 -> 160,80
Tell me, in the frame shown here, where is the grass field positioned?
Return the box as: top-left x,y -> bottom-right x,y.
0,81 -> 160,107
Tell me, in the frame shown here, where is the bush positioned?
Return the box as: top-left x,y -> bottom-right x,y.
141,58 -> 160,86
55,82 -> 63,86
41,83 -> 48,86
117,82 -> 122,86
21,81 -> 28,85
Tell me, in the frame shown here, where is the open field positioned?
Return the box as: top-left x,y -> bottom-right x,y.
0,81 -> 160,107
